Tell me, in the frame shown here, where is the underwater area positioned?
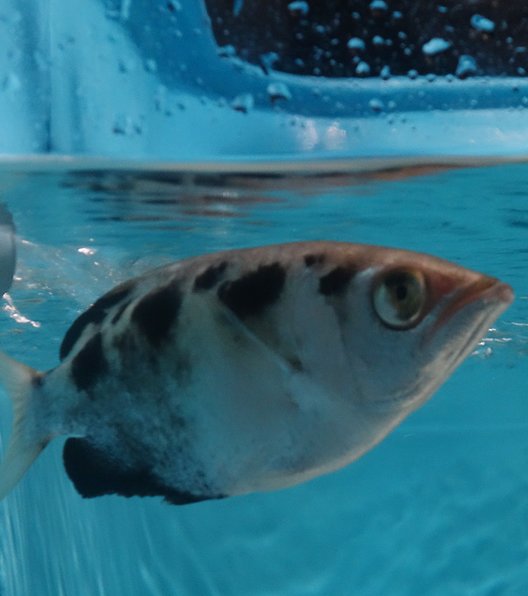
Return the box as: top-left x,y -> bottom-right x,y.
1,0 -> 528,594
0,160 -> 526,595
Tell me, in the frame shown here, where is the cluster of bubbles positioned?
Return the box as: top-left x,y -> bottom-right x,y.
207,0 -> 528,79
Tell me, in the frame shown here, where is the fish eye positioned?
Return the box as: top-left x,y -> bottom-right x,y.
372,269 -> 427,329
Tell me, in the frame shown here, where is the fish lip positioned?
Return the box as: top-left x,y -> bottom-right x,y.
429,277 -> 513,339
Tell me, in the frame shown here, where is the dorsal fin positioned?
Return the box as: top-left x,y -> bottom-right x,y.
63,438 -> 222,506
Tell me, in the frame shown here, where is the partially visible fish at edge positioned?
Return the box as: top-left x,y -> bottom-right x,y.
0,241 -> 513,505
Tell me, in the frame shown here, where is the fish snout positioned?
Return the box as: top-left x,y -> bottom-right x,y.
429,275 -> 513,339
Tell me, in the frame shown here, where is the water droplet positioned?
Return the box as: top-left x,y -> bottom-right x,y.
112,115 -> 132,135
218,45 -> 236,58
347,37 -> 365,52
154,86 -> 171,115
112,114 -> 143,135
118,58 -> 135,74
267,82 -> 292,102
422,38 -> 451,56
355,61 -> 370,76
392,10 -> 403,19
288,1 -> 309,17
470,14 -> 495,33
438,5 -> 448,14
369,0 -> 388,14
369,98 -> 384,113
260,51 -> 280,73
456,54 -> 478,79
380,65 -> 391,79
167,1 -> 182,13
231,93 -> 254,113
407,69 -> 418,80
372,35 -> 384,46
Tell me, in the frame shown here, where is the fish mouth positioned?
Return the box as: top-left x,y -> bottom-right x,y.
430,276 -> 513,339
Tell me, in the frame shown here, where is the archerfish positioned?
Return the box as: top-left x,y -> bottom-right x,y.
0,242 -> 513,504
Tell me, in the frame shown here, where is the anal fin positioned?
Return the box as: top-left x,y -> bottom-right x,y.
63,438 -> 222,506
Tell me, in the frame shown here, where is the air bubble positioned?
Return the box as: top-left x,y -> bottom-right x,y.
231,93 -> 254,113
470,14 -> 495,33
369,0 -> 388,13
355,61 -> 370,76
166,0 -> 182,12
422,38 -> 451,56
456,54 -> 478,78
217,45 -> 236,58
118,58 -> 135,74
288,1 -> 309,17
369,98 -> 384,113
113,115 -> 134,135
267,82 -> 292,102
347,37 -> 365,52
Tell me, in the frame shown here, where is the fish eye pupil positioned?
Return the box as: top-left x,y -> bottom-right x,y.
373,269 -> 426,330
395,284 -> 407,301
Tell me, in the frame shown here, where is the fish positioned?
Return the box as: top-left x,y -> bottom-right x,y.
0,241 -> 513,504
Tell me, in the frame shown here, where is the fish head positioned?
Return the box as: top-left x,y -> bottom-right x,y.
335,247 -> 513,414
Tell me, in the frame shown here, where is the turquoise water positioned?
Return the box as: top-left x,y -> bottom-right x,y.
0,161 -> 526,595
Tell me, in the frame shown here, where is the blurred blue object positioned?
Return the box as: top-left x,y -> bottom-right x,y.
1,0 -> 528,160
0,204 -> 15,296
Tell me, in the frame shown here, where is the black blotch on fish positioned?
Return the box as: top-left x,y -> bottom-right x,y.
217,263 -> 286,319
71,332 -> 108,392
319,267 -> 356,296
60,282 -> 135,360
131,283 -> 182,347
193,261 -> 228,292
304,254 -> 325,267
63,438 -> 221,505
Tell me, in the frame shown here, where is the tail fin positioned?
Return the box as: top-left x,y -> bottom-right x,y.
0,351 -> 48,499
